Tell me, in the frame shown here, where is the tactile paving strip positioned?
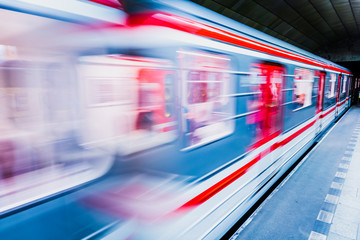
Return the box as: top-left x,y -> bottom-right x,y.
309,121 -> 360,240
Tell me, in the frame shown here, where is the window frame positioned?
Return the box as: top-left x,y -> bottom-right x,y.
342,75 -> 347,94
292,67 -> 315,112
178,49 -> 236,151
77,54 -> 178,155
328,73 -> 337,98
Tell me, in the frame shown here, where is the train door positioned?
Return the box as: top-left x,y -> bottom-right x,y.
335,74 -> 342,118
316,71 -> 326,134
250,62 -> 285,147
348,76 -> 352,107
136,68 -> 176,133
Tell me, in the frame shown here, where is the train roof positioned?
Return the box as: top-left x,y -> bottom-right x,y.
153,0 -> 351,74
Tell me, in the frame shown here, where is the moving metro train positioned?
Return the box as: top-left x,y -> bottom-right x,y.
0,0 -> 355,239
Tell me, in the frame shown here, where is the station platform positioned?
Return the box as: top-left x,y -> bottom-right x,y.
230,106 -> 360,240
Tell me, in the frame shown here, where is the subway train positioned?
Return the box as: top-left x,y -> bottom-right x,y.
0,0 -> 354,239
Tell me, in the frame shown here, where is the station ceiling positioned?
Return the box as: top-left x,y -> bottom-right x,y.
190,0 -> 360,63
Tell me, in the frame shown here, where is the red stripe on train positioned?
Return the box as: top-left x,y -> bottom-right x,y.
177,156 -> 260,211
176,119 -> 316,211
320,106 -> 336,119
128,12 -> 351,75
337,99 -> 347,107
319,99 -> 346,119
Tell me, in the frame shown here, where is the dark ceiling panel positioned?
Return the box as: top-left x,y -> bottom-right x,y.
309,0 -> 348,37
256,0 -> 298,23
215,0 -> 236,8
351,0 -> 360,23
350,0 -> 360,31
285,0 -> 337,41
331,0 -> 358,36
254,0 -> 326,45
201,0 -> 225,13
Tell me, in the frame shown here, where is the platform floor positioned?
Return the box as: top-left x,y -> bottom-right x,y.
231,105 -> 360,240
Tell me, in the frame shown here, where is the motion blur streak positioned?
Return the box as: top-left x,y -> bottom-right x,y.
0,16 -> 113,216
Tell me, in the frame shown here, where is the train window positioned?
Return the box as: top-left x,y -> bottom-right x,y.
293,68 -> 314,110
78,55 -> 177,155
342,75 -> 347,93
0,57 -> 113,214
328,73 -> 336,98
179,50 -> 234,148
